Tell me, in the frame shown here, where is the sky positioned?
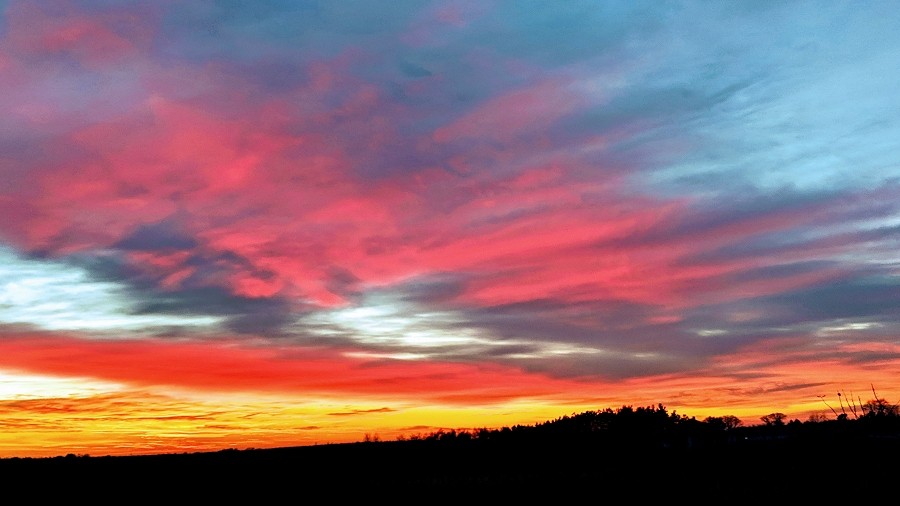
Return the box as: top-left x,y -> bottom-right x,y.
1,0 -> 899,458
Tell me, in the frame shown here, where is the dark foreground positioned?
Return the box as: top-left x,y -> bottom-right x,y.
3,431 -> 898,501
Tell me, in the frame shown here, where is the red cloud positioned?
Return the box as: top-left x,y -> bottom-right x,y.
0,332 -> 606,405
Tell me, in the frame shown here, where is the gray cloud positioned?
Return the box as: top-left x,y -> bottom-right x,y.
761,276 -> 900,323
134,285 -> 295,336
115,219 -> 197,251
64,251 -> 299,337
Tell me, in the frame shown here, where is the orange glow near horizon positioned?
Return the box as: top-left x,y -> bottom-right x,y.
1,333 -> 898,458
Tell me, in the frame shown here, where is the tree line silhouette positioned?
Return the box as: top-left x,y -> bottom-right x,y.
377,387 -> 899,452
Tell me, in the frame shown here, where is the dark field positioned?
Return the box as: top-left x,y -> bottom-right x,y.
4,425 -> 897,502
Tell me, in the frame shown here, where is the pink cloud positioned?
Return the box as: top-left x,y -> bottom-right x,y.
0,2 -> 889,319
8,82 -> 870,313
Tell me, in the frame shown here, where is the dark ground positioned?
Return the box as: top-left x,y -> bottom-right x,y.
3,432 -> 897,502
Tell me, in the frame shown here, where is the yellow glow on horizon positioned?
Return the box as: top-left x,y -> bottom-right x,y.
0,384 -> 601,458
0,386 -> 894,459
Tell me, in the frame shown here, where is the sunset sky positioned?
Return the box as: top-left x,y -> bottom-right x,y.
2,0 -> 899,458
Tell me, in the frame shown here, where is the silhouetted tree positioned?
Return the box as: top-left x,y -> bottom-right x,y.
862,398 -> 899,418
704,415 -> 742,430
760,413 -> 787,426
861,386 -> 899,418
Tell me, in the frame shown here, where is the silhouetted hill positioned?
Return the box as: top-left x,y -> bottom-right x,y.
4,405 -> 898,501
